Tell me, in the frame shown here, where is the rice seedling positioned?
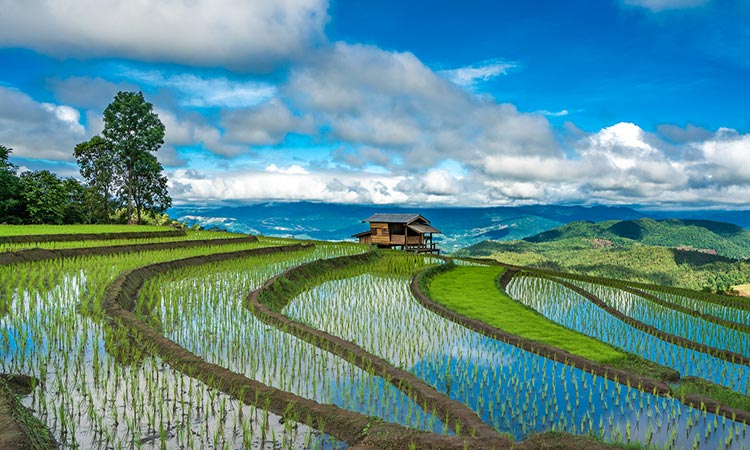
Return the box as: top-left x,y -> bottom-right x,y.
283,267 -> 749,449
0,237 -> 355,449
506,275 -> 750,395
566,279 -> 750,358
0,229 -> 246,252
137,244 -> 447,434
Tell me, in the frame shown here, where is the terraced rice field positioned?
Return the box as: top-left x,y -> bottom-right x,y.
1,226 -> 749,449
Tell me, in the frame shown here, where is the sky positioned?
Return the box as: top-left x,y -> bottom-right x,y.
0,0 -> 749,208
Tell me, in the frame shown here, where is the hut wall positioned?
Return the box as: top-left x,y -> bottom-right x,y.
370,222 -> 391,245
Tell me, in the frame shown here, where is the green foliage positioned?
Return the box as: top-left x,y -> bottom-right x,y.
520,218 -> 750,259
19,170 -> 67,224
74,135 -> 122,222
102,91 -> 168,224
0,146 -> 24,224
460,236 -> 750,292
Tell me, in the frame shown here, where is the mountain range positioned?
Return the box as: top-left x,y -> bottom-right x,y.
169,202 -> 750,254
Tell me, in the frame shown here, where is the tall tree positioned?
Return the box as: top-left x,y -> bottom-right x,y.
0,145 -> 25,223
102,91 -> 167,224
74,135 -> 121,222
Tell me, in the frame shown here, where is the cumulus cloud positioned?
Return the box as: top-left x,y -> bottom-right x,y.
438,59 -> 517,87
0,86 -> 87,161
154,108 -> 245,158
47,76 -> 139,110
222,99 -> 312,146
170,167 -> 409,204
122,69 -> 277,108
265,164 -> 309,175
0,0 -> 329,70
621,0 -> 710,12
285,42 -> 558,172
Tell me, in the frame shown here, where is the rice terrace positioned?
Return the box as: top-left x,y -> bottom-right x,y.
2,1 -> 750,450
0,223 -> 749,450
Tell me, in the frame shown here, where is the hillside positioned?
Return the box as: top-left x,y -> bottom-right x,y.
522,218 -> 750,259
456,218 -> 750,292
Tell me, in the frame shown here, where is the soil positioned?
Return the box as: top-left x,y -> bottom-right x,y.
0,394 -> 28,450
0,375 -> 55,450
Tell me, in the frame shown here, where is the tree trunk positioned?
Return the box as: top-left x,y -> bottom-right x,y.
127,170 -> 133,225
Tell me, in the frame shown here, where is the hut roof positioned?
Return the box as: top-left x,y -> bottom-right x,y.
362,213 -> 429,224
408,223 -> 441,234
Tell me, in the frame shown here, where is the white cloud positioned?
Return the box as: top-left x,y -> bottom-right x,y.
286,42 -> 558,172
536,109 -> 570,117
47,76 -> 138,109
156,108 -> 245,158
222,99 -> 312,146
265,164 -> 309,175
0,0 -> 329,70
0,86 -> 87,161
621,0 -> 709,12
123,69 -> 276,108
438,59 -> 517,87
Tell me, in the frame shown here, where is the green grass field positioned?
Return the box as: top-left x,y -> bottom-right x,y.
0,229 -> 244,252
0,224 -> 169,236
429,265 -> 626,363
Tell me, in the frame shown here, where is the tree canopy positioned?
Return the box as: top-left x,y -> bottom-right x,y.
0,91 -> 173,226
102,91 -> 168,224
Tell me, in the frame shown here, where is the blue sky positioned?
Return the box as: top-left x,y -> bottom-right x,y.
1,0 -> 749,207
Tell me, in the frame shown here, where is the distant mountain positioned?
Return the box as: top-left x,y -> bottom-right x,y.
169,202 -> 750,254
520,218 -> 750,259
168,202 -> 646,252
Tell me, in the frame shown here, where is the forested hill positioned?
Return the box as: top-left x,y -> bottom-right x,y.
521,218 -> 750,259
455,218 -> 750,292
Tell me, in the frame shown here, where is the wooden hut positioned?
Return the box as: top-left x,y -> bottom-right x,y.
353,213 -> 441,254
